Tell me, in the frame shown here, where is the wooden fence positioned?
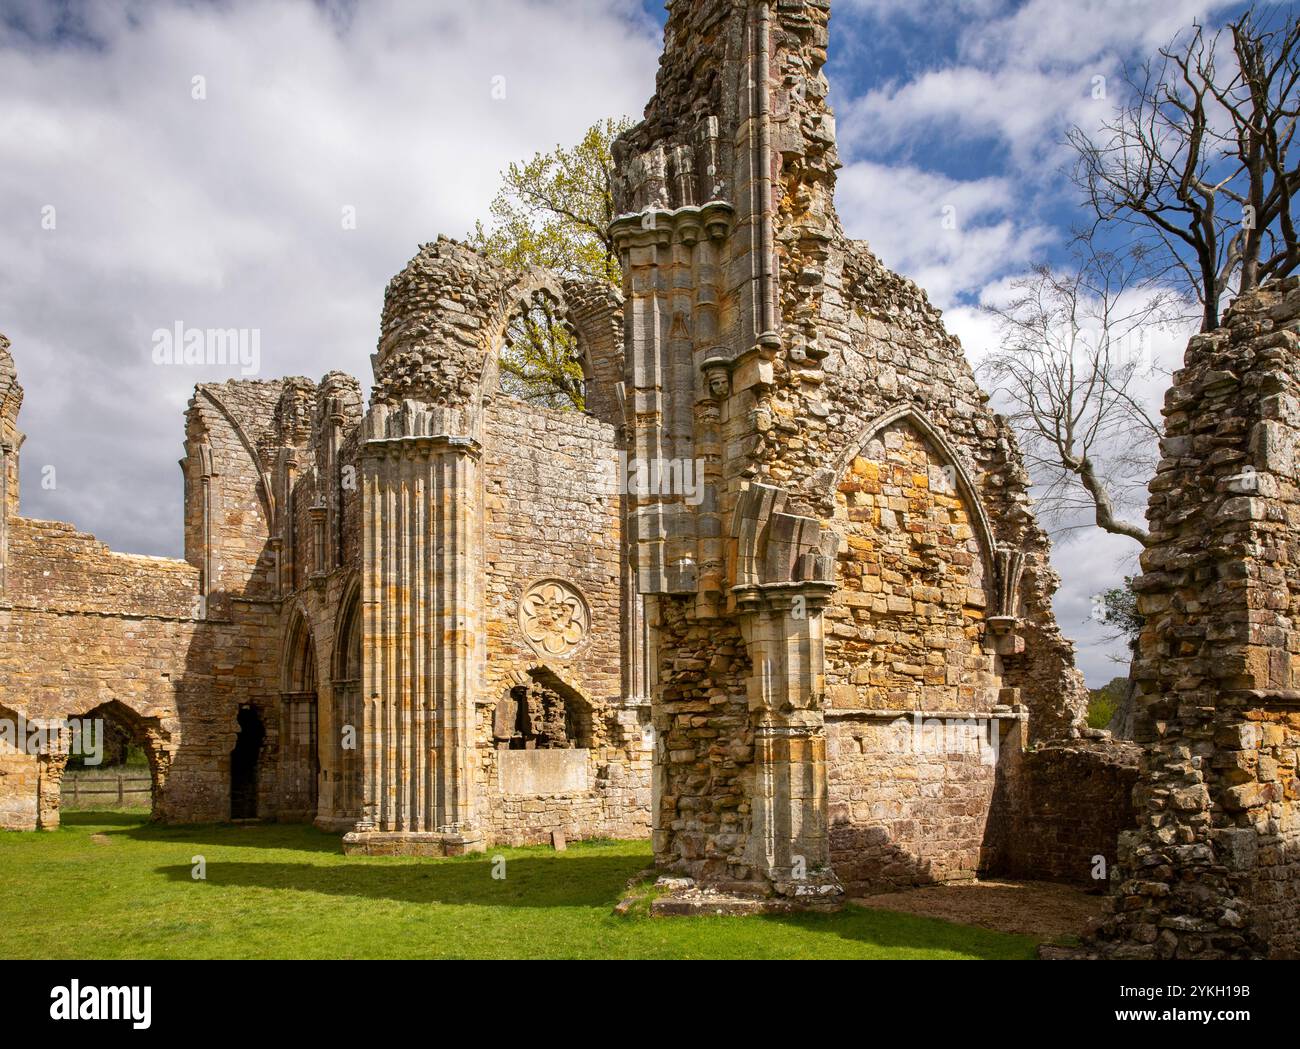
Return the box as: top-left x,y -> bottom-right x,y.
61,772 -> 152,808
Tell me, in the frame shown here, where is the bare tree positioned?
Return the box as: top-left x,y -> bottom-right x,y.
1068,5 -> 1300,332
979,247 -> 1179,547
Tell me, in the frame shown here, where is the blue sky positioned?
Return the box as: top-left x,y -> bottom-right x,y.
0,0 -> 1273,683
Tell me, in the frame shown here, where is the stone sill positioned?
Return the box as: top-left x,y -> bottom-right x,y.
825,708 -> 1028,721
492,791 -> 599,802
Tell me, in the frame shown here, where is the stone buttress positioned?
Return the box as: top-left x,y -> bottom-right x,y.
1090,280 -> 1300,960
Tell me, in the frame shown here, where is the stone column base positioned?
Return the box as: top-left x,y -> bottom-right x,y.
341,829 -> 486,857
771,871 -> 844,907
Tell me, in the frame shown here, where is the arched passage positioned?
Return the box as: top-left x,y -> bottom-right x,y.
60,700 -> 167,818
230,705 -> 265,820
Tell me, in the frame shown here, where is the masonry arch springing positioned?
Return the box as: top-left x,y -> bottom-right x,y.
473,272 -> 624,422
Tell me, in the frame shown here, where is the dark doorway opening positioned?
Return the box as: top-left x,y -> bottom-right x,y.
230,705 -> 265,820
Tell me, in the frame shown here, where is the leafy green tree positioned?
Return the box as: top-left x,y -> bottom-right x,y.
470,118 -> 631,411
1087,676 -> 1130,729
1090,576 -> 1145,737
1096,577 -> 1144,653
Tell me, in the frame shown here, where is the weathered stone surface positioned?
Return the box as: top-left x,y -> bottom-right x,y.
611,0 -> 1088,902
0,259 -> 651,849
1089,278 -> 1300,960
1,1 -> 1132,914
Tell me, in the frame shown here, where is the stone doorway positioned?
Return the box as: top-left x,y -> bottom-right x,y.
230,705 -> 265,820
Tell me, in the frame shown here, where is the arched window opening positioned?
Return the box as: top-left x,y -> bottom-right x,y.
498,292 -> 586,411
492,669 -> 593,751
329,588 -> 363,823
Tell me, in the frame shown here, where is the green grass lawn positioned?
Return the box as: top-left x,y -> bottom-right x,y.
0,812 -> 1037,960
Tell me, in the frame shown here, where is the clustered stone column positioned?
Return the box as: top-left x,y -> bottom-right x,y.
610,0 -> 846,904
343,402 -> 484,856
736,585 -> 837,895
1092,278 -> 1300,959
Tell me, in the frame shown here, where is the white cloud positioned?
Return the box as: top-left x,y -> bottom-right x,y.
959,0 -> 1241,70
1047,524 -> 1143,688
0,0 -> 660,555
837,161 -> 1054,306
839,65 -> 1100,173
835,0 -> 1244,169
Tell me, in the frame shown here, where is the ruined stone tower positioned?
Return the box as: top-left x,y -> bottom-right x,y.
611,0 -> 1089,901
1091,280 -> 1300,959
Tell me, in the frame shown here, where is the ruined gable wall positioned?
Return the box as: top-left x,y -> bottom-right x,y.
185,380 -> 283,611
0,518 -> 201,828
0,344 -> 288,830
0,519 -> 280,828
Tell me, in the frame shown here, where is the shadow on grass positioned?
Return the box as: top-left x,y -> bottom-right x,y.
61,811 -> 151,829
154,854 -> 646,909
72,813 -> 347,854
65,814 -> 1033,957
148,856 -> 1034,957
767,906 -> 1037,959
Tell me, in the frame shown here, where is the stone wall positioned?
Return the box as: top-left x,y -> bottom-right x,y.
3,0 -> 1133,908
344,237 -> 645,856
992,740 -> 1140,886
1091,279 -> 1300,959
477,397 -> 650,846
822,421 -> 1012,893
0,515 -> 202,828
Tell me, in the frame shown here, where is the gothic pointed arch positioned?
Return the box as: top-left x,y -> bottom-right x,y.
326,576 -> 363,825
826,405 -> 997,575
279,605 -> 319,820
332,575 -> 362,684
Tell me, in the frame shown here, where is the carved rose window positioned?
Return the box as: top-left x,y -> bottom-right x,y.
519,580 -> 589,656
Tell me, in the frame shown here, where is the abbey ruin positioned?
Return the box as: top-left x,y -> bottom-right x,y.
0,0 -> 1295,959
